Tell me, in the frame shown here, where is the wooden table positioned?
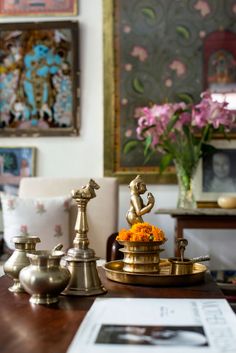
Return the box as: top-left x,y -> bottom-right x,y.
0,268 -> 224,353
156,208 -> 236,256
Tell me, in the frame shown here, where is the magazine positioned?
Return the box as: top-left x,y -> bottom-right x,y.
67,298 -> 236,353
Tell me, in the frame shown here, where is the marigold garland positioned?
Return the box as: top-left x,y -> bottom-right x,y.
116,222 -> 166,242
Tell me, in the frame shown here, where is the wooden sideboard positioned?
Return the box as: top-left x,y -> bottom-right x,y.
0,267 -> 224,353
155,208 -> 236,256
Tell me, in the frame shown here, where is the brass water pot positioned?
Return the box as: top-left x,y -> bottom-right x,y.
3,236 -> 40,293
19,250 -> 70,305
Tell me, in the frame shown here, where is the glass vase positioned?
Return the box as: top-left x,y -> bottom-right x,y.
174,161 -> 198,209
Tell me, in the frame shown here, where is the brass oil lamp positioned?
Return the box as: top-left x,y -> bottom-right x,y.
62,179 -> 106,296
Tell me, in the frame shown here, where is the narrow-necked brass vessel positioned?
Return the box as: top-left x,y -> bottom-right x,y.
3,236 -> 40,293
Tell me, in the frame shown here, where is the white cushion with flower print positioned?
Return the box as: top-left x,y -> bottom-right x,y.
0,193 -> 72,252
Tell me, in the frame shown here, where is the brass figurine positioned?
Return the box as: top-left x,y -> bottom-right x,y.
63,179 -> 106,296
126,175 -> 155,225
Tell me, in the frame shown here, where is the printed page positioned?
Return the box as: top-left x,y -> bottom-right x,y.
67,298 -> 236,353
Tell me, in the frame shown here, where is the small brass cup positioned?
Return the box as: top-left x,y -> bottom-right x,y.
168,257 -> 193,275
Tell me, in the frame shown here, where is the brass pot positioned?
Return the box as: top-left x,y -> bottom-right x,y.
118,241 -> 165,273
168,257 -> 193,275
168,255 -> 210,275
19,250 -> 70,305
3,236 -> 40,293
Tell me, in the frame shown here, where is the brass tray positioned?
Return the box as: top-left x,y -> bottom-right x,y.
103,259 -> 207,286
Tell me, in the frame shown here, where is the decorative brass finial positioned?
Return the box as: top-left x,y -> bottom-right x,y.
63,179 -> 106,296
126,175 -> 155,225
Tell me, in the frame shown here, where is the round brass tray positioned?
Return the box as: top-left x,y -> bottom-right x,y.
103,259 -> 207,286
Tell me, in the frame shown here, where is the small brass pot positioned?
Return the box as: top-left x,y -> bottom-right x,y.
118,241 -> 165,273
3,236 -> 40,293
168,257 -> 193,275
19,250 -> 70,305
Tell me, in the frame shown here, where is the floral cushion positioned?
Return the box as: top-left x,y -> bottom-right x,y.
0,193 -> 72,252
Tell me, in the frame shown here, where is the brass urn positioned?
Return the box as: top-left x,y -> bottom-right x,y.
19,250 -> 71,305
3,236 -> 40,293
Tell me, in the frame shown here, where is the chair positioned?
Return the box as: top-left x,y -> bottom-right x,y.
106,232 -> 123,262
18,177 -> 119,259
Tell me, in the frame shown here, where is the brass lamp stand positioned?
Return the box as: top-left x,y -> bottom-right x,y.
63,179 -> 106,296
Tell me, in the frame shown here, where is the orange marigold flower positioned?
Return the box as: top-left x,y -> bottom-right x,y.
116,222 -> 166,242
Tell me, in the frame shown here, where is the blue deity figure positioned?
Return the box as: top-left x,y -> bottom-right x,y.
23,44 -> 62,119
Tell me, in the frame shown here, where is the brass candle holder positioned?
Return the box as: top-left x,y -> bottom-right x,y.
62,179 -> 106,296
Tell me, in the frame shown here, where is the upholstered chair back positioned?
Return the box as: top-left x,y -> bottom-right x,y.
18,177 -> 119,259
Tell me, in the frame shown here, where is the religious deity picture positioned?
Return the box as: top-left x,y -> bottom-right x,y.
0,21 -> 80,136
203,31 -> 236,94
0,0 -> 78,16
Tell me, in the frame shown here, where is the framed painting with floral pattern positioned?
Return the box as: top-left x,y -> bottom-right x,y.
0,21 -> 80,136
103,0 -> 236,184
0,0 -> 78,17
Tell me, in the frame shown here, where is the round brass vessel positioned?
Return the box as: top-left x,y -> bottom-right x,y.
20,250 -> 70,305
3,236 -> 40,293
118,241 -> 165,273
168,257 -> 194,275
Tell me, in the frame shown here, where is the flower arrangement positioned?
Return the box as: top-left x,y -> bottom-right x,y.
125,92 -> 235,208
116,222 -> 166,242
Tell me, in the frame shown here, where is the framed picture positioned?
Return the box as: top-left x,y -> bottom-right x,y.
0,146 -> 36,195
0,21 -> 80,136
103,0 -> 236,184
194,140 -> 236,204
0,0 -> 78,17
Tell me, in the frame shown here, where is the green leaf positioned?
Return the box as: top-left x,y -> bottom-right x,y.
144,135 -> 152,156
177,93 -> 194,104
132,78 -> 144,94
159,153 -> 173,173
165,113 -> 180,134
176,26 -> 190,40
201,143 -> 216,158
144,149 -> 155,164
142,7 -> 156,20
123,140 -> 139,154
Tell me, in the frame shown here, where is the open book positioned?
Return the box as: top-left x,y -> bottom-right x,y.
67,298 -> 236,353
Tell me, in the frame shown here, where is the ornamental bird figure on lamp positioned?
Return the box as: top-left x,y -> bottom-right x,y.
117,175 -> 166,273
63,179 -> 106,296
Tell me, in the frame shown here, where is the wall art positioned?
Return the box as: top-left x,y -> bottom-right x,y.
103,0 -> 236,184
0,21 -> 80,136
0,0 -> 78,17
194,140 -> 236,204
0,146 -> 36,195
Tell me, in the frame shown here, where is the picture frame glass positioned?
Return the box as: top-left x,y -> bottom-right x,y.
0,0 -> 77,16
0,147 -> 36,195
0,21 -> 79,136
194,140 -> 236,202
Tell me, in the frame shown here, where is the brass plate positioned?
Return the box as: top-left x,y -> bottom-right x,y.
103,259 -> 207,286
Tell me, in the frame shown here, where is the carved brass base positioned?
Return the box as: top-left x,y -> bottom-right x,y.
62,255 -> 107,296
